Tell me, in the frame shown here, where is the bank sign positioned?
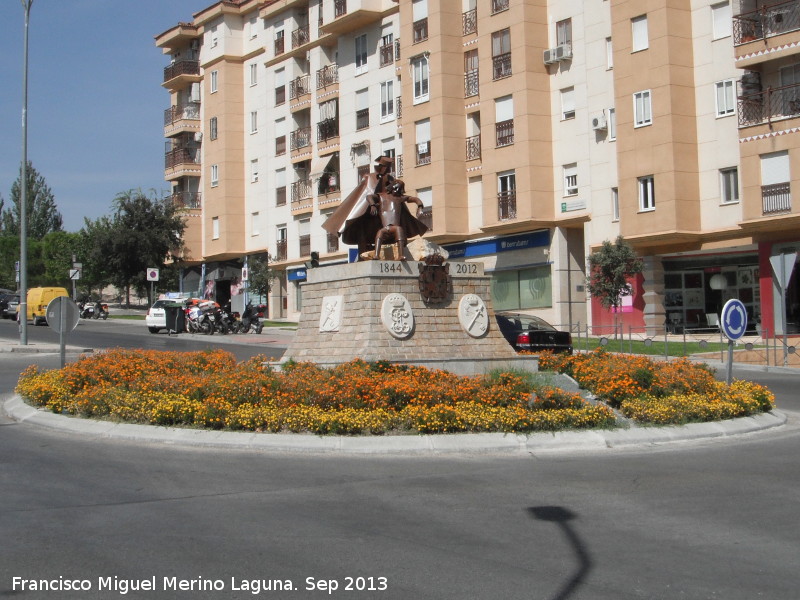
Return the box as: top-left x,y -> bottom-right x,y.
444,231 -> 549,259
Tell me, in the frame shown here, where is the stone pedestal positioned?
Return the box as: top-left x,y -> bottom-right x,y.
281,260 -> 518,370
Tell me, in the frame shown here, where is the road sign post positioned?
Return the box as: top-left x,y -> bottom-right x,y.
720,298 -> 748,385
769,252 -> 797,366
46,296 -> 80,368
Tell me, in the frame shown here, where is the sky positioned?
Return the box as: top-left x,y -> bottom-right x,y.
0,0 -> 202,232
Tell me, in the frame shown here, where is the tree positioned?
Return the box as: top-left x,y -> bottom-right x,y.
247,253 -> 276,300
40,231 -> 82,290
1,161 -> 63,239
587,236 -> 644,311
83,190 -> 185,306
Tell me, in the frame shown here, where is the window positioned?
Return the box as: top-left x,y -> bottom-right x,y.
563,164 -> 578,196
556,18 -> 572,47
416,119 -> 431,165
251,159 -> 259,183
211,164 -> 219,187
356,89 -> 369,130
249,63 -> 258,86
212,217 -> 220,240
248,15 -> 258,39
250,110 -> 258,134
711,2 -> 732,40
210,70 -> 218,93
275,68 -> 286,105
275,117 -> 286,156
497,170 -> 516,220
495,95 -> 514,147
492,29 -> 511,79
464,49 -> 479,97
606,37 -> 613,69
355,34 -> 368,75
380,80 -> 395,120
720,168 -> 739,204
251,211 -> 260,236
638,175 -> 655,211
274,22 -> 285,56
412,55 -> 430,103
210,117 -> 218,140
633,90 -> 652,127
612,187 -> 620,221
491,266 -> 552,310
608,108 -> 617,140
715,80 -> 735,117
412,0 -> 429,43
210,26 -> 218,48
761,151 -> 790,186
631,15 -> 649,52
561,87 -> 575,120
276,168 -> 286,206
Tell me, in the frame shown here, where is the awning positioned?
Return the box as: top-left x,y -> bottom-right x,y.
310,153 -> 336,179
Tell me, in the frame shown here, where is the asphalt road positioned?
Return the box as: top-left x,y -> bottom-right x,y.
1,323 -> 799,599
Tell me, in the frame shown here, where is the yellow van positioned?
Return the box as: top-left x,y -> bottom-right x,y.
24,287 -> 69,325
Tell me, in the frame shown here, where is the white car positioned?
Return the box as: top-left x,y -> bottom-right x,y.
146,299 -> 187,333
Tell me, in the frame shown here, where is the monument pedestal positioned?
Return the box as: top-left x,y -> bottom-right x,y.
281,260 -> 520,374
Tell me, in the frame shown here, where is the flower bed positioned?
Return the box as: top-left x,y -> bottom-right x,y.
538,349 -> 775,425
15,349 -> 615,435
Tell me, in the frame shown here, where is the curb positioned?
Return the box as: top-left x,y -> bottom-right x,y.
2,395 -> 787,455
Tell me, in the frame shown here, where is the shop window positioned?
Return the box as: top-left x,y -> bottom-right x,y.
491,266 -> 552,311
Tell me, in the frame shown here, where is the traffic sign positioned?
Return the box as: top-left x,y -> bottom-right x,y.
769,252 -> 796,289
46,297 -> 80,334
69,268 -> 81,280
147,268 -> 160,282
720,298 -> 748,341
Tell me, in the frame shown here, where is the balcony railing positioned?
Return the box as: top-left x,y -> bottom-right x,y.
164,102 -> 200,126
496,119 -> 515,147
395,39 -> 401,61
317,118 -> 339,142
396,96 -> 402,119
733,1 -> 800,45
163,60 -> 199,83
738,83 -> 800,127
413,18 -> 428,43
498,191 -> 517,221
291,179 -> 312,203
380,42 -> 394,67
491,0 -> 510,14
334,0 -> 346,18
289,75 -> 311,100
463,8 -> 477,35
492,53 -> 512,80
466,134 -> 481,161
171,191 -> 201,209
762,182 -> 792,214
292,24 -> 310,49
396,155 -> 404,177
276,239 -> 287,262
465,69 -> 479,97
316,64 -> 339,89
356,108 -> 369,130
164,147 -> 200,169
291,127 -> 312,151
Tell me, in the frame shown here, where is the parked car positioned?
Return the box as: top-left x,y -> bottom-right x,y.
495,312 -> 573,354
24,287 -> 69,325
1,293 -> 19,319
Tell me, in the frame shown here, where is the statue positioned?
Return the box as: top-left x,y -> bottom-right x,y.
368,180 -> 427,261
322,156 -> 427,260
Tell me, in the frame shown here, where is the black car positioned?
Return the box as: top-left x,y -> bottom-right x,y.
495,312 -> 573,354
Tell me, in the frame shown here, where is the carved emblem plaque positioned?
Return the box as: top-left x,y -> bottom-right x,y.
381,294 -> 414,338
319,295 -> 343,332
418,255 -> 452,303
458,294 -> 489,338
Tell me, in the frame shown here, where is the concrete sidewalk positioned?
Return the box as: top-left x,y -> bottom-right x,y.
2,395 -> 787,455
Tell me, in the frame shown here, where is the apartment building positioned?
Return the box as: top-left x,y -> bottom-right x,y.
156,0 -> 800,337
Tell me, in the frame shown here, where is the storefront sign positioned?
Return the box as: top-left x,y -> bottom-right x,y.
288,269 -> 307,281
444,231 -> 549,259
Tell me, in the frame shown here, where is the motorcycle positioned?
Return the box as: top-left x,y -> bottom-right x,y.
186,301 -> 215,335
78,301 -> 109,320
238,301 -> 264,334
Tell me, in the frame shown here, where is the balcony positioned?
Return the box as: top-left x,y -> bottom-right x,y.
762,182 -> 792,214
396,154 -> 404,177
164,102 -> 200,126
396,96 -> 402,119
165,147 -> 200,170
466,134 -> 481,161
318,171 -> 340,196
171,191 -> 202,209
274,35 -> 285,56
498,191 -> 517,221
335,0 -> 346,18
491,0 -> 510,14
291,179 -> 312,204
291,127 -> 312,151
163,60 -> 199,84
738,83 -> 800,127
291,24 -> 310,49
317,118 -> 339,143
463,8 -> 477,36
733,1 -> 800,45
495,119 -> 514,147
321,0 -> 391,36
356,108 -> 369,131
289,75 -> 311,100
465,69 -> 479,98
276,239 -> 287,262
380,42 -> 394,67
492,53 -> 512,80
413,18 -> 428,44
316,64 -> 339,89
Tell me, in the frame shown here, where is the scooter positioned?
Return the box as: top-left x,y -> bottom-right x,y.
238,301 -> 264,334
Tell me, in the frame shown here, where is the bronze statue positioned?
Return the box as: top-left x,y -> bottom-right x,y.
322,156 -> 427,260
368,180 -> 427,261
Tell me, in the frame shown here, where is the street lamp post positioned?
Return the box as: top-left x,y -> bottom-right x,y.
19,0 -> 34,345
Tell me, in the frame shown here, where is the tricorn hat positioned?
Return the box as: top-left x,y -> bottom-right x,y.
375,155 -> 394,166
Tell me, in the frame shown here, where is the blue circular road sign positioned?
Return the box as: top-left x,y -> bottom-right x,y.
721,299 -> 748,341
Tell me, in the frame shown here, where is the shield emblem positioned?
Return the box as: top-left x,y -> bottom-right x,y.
418,263 -> 452,303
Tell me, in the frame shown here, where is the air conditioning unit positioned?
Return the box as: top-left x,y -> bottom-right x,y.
592,113 -> 608,131
543,48 -> 558,65
555,43 -> 573,61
